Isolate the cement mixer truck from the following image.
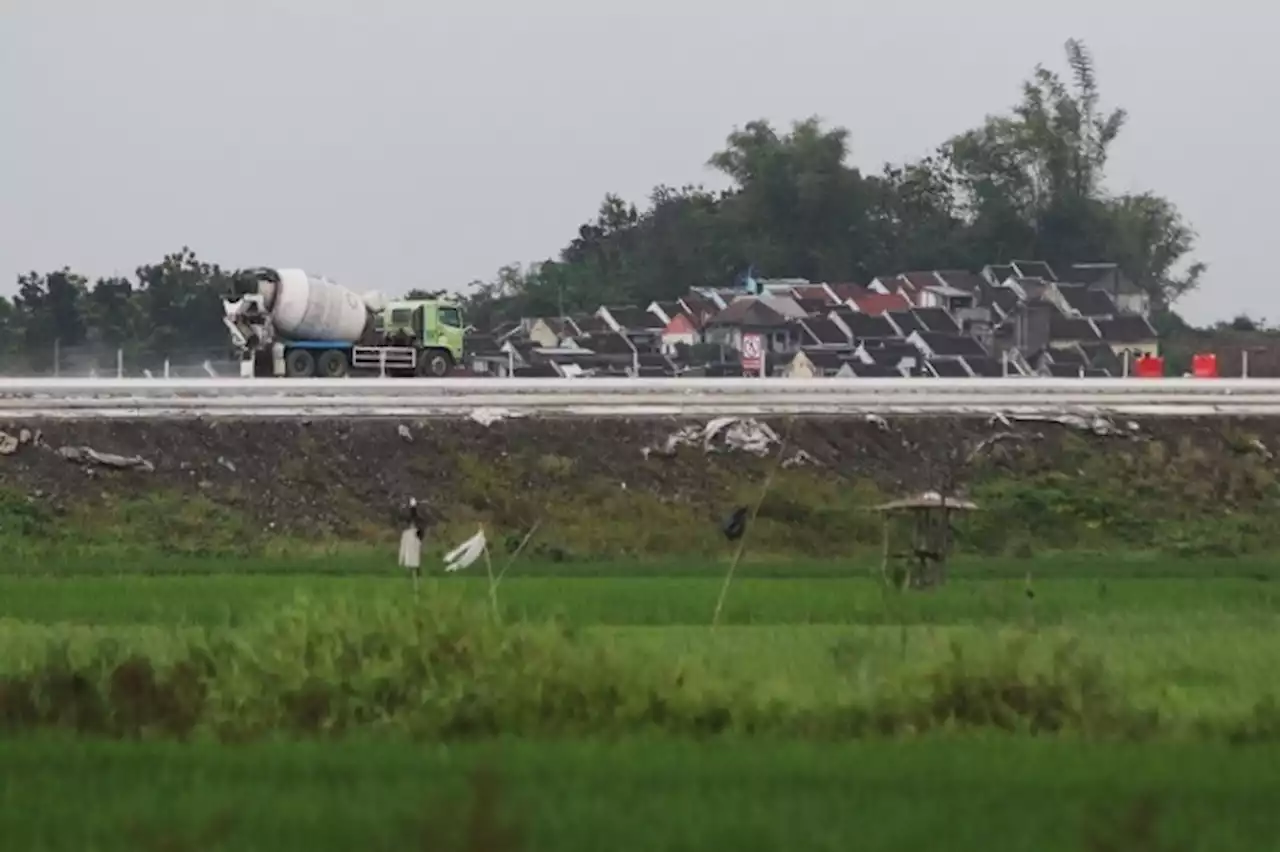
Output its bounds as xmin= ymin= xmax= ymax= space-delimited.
xmin=222 ymin=268 xmax=465 ymax=378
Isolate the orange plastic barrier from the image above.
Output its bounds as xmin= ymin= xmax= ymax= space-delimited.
xmin=1134 ymin=355 xmax=1165 ymax=378
xmin=1191 ymin=352 xmax=1219 ymax=378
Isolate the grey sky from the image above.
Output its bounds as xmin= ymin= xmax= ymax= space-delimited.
xmin=3 ymin=1 xmax=1268 ymax=324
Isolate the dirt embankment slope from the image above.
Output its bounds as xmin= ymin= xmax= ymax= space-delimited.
xmin=0 ymin=415 xmax=1277 ymax=556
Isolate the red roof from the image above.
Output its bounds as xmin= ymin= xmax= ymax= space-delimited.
xmin=792 ymin=285 xmax=837 ymax=304
xmin=852 ymin=293 xmax=910 ymax=316
xmin=664 ymin=312 xmax=699 ymax=334
xmin=829 ymin=283 xmax=869 ymax=301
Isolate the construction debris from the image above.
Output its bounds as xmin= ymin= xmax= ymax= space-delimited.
xmin=0 ymin=428 xmax=37 ymax=456
xmin=469 ymin=408 xmax=521 ymax=427
xmin=993 ymin=412 xmax=1136 ymax=437
xmin=874 ymin=490 xmax=980 ymax=512
xmin=782 ymin=450 xmax=817 ymax=468
xmin=646 ymin=417 xmax=781 ymax=458
xmin=57 ymin=445 xmax=155 ymax=472
xmin=967 ymin=431 xmax=1032 ymax=462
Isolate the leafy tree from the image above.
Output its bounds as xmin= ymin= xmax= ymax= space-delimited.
xmin=13 ymin=268 xmax=89 ymax=370
xmin=133 ymin=247 xmax=232 ymax=355
xmin=1103 ymin=193 xmax=1204 ymax=310
xmin=935 ymin=39 xmax=1200 ymax=304
xmin=464 ymin=38 xmax=1203 ymax=317
xmin=85 ymin=276 xmax=139 ymax=350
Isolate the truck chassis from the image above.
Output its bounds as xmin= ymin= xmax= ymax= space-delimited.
xmin=243 ymin=342 xmax=454 ymax=378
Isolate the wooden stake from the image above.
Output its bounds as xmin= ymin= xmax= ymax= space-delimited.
xmin=711 ymin=418 xmax=795 ymax=628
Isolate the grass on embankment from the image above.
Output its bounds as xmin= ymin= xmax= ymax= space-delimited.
xmin=4 ymin=736 xmax=1279 ymax=852
xmin=7 ymin=414 xmax=1280 ymax=563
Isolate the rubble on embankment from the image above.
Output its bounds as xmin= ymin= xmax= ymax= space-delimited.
xmin=0 ymin=414 xmax=1277 ymax=557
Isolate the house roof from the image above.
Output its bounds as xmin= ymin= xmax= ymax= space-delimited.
xmin=965 ymin=356 xmax=1006 ymax=377
xmin=1012 ymin=260 xmax=1057 ymax=281
xmin=761 ymin=294 xmax=808 ymax=319
xmin=1069 ymin=263 xmax=1128 ymax=289
xmin=900 ymin=271 xmax=938 ymax=294
xmin=982 ymin=285 xmax=1020 ymax=317
xmin=851 ymin=293 xmax=911 ymax=316
xmin=1047 ymin=345 xmax=1087 ymax=366
xmin=637 ymin=352 xmax=675 ymax=369
xmin=1079 ymin=341 xmax=1121 ymax=370
xmin=504 ymin=340 xmax=537 ymax=363
xmin=838 ymin=309 xmax=899 ymax=339
xmin=928 ymin=358 xmax=971 ymax=377
xmin=934 ymin=270 xmax=986 ymax=293
xmin=792 ymin=285 xmax=836 ymax=304
xmin=1057 ymin=284 xmax=1118 ymax=318
xmin=465 ymin=333 xmax=501 ymax=355
xmin=1047 ymin=363 xmax=1086 ymax=377
xmin=581 ymin=332 xmax=635 ymax=355
xmin=680 ymin=294 xmax=719 ymax=321
xmin=912 ymin=308 xmax=960 ymax=334
xmin=513 ymin=363 xmax=559 ymax=377
xmin=847 ymin=362 xmax=903 ymax=377
xmin=538 ymin=317 xmax=580 ymax=337
xmin=1050 ymin=313 xmax=1100 ymax=341
xmin=829 ymin=282 xmax=868 ymax=301
xmin=605 ymin=306 xmax=665 ymax=331
xmin=1095 ymin=316 xmax=1158 ymax=343
xmin=570 ymin=314 xmax=611 ymax=335
xmin=1014 ymin=277 xmax=1053 ymax=299
xmin=917 ymin=332 xmax=988 ymax=358
xmin=491 ymin=320 xmax=521 ymax=339
xmin=706 ymin=297 xmax=789 ymax=328
xmin=984 ymin=264 xmax=1016 ymax=284
xmin=801 ymin=348 xmax=852 ymax=371
xmin=800 ymin=317 xmax=850 ymax=346
xmin=636 ymin=364 xmax=678 ymax=377
xmin=885 ymin=310 xmax=924 ymax=335
xmin=795 ymin=296 xmax=833 ymax=316
xmin=663 ymin=312 xmax=699 ymax=334
xmin=652 ymin=301 xmax=684 ymax=321
xmin=871 ymin=274 xmax=906 ymax=291
xmin=863 ymin=341 xmax=921 ymax=366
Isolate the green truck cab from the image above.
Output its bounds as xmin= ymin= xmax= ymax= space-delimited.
xmin=364 ymin=299 xmax=466 ymax=377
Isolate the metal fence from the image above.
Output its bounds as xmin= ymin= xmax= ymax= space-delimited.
xmin=0 ymin=344 xmax=239 ymax=379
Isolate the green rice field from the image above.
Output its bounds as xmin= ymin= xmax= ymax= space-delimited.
xmin=3 ymin=553 xmax=1280 ymax=850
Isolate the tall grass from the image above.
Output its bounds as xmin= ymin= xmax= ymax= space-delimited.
xmin=1 ymin=592 xmax=1277 ymax=742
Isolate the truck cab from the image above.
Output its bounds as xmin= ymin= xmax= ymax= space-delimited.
xmin=374 ymin=300 xmax=465 ymax=365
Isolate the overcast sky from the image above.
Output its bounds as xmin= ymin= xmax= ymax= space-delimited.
xmin=2 ymin=1 xmax=1268 ymax=324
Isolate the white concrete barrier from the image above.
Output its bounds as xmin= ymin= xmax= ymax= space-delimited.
xmin=0 ymin=376 xmax=1275 ymax=418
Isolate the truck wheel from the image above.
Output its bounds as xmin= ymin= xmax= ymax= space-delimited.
xmin=285 ymin=349 xmax=316 ymax=377
xmin=418 ymin=351 xmax=452 ymax=377
xmin=317 ymin=349 xmax=348 ymax=378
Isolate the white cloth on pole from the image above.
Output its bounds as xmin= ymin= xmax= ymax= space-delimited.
xmin=443 ymin=528 xmax=487 ymax=572
xmin=398 ymin=527 xmax=421 ymax=569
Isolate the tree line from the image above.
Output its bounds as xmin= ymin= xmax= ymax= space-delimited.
xmin=0 ymin=249 xmax=237 ymax=372
xmin=2 ymin=39 xmax=1210 ymax=372
xmin=462 ymin=39 xmax=1205 ymax=330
